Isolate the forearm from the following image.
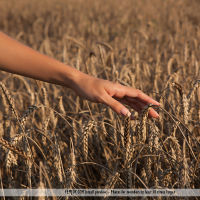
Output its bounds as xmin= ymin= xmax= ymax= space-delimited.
xmin=0 ymin=32 xmax=83 ymax=89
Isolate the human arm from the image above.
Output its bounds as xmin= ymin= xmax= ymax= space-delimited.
xmin=0 ymin=32 xmax=160 ymax=118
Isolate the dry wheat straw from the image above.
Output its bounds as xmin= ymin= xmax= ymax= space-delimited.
xmin=171 ymin=121 xmax=180 ymax=137
xmin=187 ymin=80 xmax=200 ymax=100
xmin=104 ymin=172 xmax=120 ymax=199
xmin=82 ymin=120 xmax=95 ymax=160
xmin=50 ymin=109 xmax=58 ymax=131
xmin=72 ymin=119 xmax=78 ymax=147
xmin=0 ymin=82 xmax=20 ymax=123
xmin=0 ymin=137 xmax=29 ymax=160
xmin=105 ymin=171 xmax=119 ymax=189
xmin=180 ymin=139 xmax=190 ymax=188
xmin=66 ymin=138 xmax=76 ymax=188
xmin=164 ymin=136 xmax=181 ymax=163
xmin=12 ymin=75 xmax=35 ymax=105
xmin=58 ymin=96 xmax=66 ymax=115
xmin=42 ymin=118 xmax=50 ymax=135
xmin=41 ymin=87 xmax=49 ymax=107
xmin=52 ymin=133 xmax=65 ymax=183
xmin=171 ymin=82 xmax=189 ymax=124
xmin=0 ymin=169 xmax=5 ymax=200
xmin=141 ymin=168 xmax=148 ymax=185
xmin=188 ymin=80 xmax=200 ymax=114
xmin=100 ymin=121 xmax=108 ymax=136
xmin=127 ymin=166 xmax=132 ymax=189
xmin=1 ymin=0 xmax=200 ymax=193
xmin=139 ymin=104 xmax=155 ymax=143
xmin=20 ymin=105 xmax=38 ymax=129
xmin=124 ymin=116 xmax=130 ymax=149
xmin=76 ymin=48 xmax=81 ymax=70
xmin=38 ymin=162 xmax=45 ymax=200
xmin=124 ymin=116 xmax=132 ymax=190
xmin=5 ymin=133 xmax=33 ymax=173
xmin=1 ymin=88 xmax=9 ymax=115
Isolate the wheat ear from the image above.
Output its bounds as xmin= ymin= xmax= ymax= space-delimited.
xmin=58 ymin=96 xmax=66 ymax=115
xmin=187 ymin=80 xmax=200 ymax=100
xmin=20 ymin=105 xmax=38 ymax=129
xmin=105 ymin=171 xmax=120 ymax=189
xmin=139 ymin=104 xmax=156 ymax=143
xmin=124 ymin=116 xmax=130 ymax=149
xmin=0 ymin=82 xmax=20 ymax=123
xmin=171 ymin=82 xmax=189 ymax=124
xmin=66 ymin=138 xmax=76 ymax=188
xmin=82 ymin=120 xmax=95 ymax=160
xmin=123 ymin=116 xmax=133 ymax=190
xmin=0 ymin=137 xmax=30 ymax=160
xmin=180 ymin=139 xmax=190 ymax=188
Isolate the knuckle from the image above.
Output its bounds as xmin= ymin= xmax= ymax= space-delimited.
xmin=96 ymin=93 xmax=106 ymax=103
xmin=136 ymin=89 xmax=141 ymax=97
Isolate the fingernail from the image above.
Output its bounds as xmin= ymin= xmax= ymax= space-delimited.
xmin=120 ymin=108 xmax=131 ymax=117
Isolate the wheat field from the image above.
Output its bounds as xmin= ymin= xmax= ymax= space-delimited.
xmin=0 ymin=0 xmax=200 ymax=199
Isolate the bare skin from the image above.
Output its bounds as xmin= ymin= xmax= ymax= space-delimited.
xmin=0 ymin=32 xmax=160 ymax=118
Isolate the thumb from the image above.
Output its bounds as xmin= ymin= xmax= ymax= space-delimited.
xmin=104 ymin=95 xmax=131 ymax=117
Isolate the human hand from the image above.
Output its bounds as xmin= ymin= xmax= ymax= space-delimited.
xmin=73 ymin=74 xmax=160 ymax=118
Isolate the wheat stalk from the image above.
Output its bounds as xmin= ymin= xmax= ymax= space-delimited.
xmin=171 ymin=82 xmax=189 ymax=124
xmin=66 ymin=138 xmax=76 ymax=188
xmin=139 ymin=104 xmax=157 ymax=143
xmin=20 ymin=105 xmax=38 ymax=129
xmin=180 ymin=139 xmax=190 ymax=188
xmin=82 ymin=120 xmax=95 ymax=160
xmin=0 ymin=82 xmax=20 ymax=123
xmin=12 ymin=74 xmax=35 ymax=105
xmin=38 ymin=162 xmax=45 ymax=200
xmin=187 ymin=80 xmax=200 ymax=100
xmin=58 ymin=96 xmax=66 ymax=115
xmin=41 ymin=87 xmax=49 ymax=107
xmin=0 ymin=137 xmax=30 ymax=160
xmin=72 ymin=119 xmax=78 ymax=147
xmin=124 ymin=116 xmax=130 ymax=149
xmin=164 ymin=136 xmax=182 ymax=163
xmin=123 ymin=116 xmax=133 ymax=191
xmin=52 ymin=134 xmax=65 ymax=183
xmin=105 ymin=171 xmax=120 ymax=189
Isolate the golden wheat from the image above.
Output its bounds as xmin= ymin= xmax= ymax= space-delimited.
xmin=0 ymin=0 xmax=200 ymax=198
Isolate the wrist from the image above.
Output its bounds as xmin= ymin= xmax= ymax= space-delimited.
xmin=59 ymin=64 xmax=87 ymax=90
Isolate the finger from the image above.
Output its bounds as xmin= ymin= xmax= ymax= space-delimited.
xmin=148 ymin=108 xmax=159 ymax=118
xmin=125 ymin=88 xmax=160 ymax=106
xmin=116 ymin=97 xmax=159 ymax=118
xmin=124 ymin=98 xmax=159 ymax=118
xmin=104 ymin=94 xmax=131 ymax=117
xmin=116 ymin=98 xmax=142 ymax=112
